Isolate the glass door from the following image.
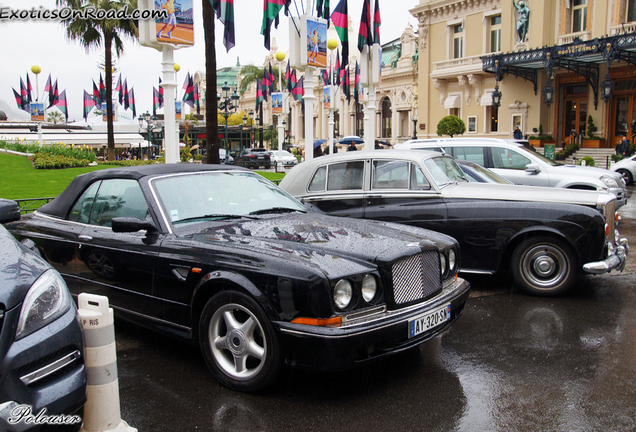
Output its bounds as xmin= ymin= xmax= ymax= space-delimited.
xmin=563 ymin=98 xmax=587 ymax=143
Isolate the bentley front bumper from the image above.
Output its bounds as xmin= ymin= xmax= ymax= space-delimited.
xmin=583 ymin=238 xmax=629 ymax=274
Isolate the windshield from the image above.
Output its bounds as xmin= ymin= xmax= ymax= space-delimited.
xmin=151 ymin=171 xmax=306 ymax=226
xmin=423 ymin=156 xmax=469 ymax=187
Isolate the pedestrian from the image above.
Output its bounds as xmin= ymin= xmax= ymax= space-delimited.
xmin=620 ymin=136 xmax=630 ymax=157
xmin=347 ymin=142 xmax=358 ymax=151
xmin=514 ymin=126 xmax=523 ymax=140
xmin=314 ymin=145 xmax=323 ymax=158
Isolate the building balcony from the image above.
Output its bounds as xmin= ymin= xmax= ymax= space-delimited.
xmin=431 ymin=54 xmax=486 ymax=79
xmin=557 ymin=30 xmax=591 ymax=46
xmin=610 ymin=22 xmax=636 ymax=35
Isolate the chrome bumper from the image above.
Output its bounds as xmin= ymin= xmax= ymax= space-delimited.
xmin=583 ymin=238 xmax=629 ymax=274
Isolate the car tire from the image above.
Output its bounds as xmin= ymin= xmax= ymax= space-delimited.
xmin=617 ymin=169 xmax=633 ymax=185
xmin=84 ymin=250 xmax=119 ymax=280
xmin=511 ymin=236 xmax=578 ymax=296
xmin=199 ymin=290 xmax=281 ymax=392
xmin=264 ymin=164 xmax=271 ymax=169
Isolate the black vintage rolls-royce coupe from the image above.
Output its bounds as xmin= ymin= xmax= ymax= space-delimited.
xmin=5 ymin=164 xmax=470 ymax=392
xmin=280 ymin=150 xmax=629 ymax=297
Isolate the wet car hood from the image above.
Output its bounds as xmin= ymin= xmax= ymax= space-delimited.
xmin=0 ymin=226 xmax=49 ymax=310
xmin=442 ymin=182 xmax=608 ymax=206
xmin=552 ymin=163 xmax=623 ymax=180
xmin=180 ymin=212 xmax=454 ymax=270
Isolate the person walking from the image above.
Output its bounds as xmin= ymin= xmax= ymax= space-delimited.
xmin=514 ymin=126 xmax=523 ymax=140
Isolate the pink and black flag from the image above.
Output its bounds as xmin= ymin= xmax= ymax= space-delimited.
xmin=12 ymin=87 xmax=28 ymax=112
xmin=256 ymin=78 xmax=267 ymax=110
xmin=128 ymin=87 xmax=136 ymax=118
xmin=357 ymin=0 xmax=372 ymax=53
xmin=25 ymin=74 xmax=33 ymax=103
xmin=123 ymin=79 xmax=129 ymax=110
xmin=285 ymin=62 xmax=292 ymax=92
xmin=44 ymin=74 xmax=53 ymax=106
xmin=183 ymin=74 xmax=195 ymax=108
xmin=335 ymin=50 xmax=341 ymax=86
xmin=83 ymin=90 xmax=97 ymax=120
xmin=354 ymin=61 xmax=360 ymax=105
xmin=158 ymin=77 xmax=164 ymax=108
xmin=261 ymin=0 xmax=288 ymax=50
xmin=116 ymin=74 xmax=123 ymax=105
xmin=373 ymin=0 xmax=381 ymax=44
xmin=20 ymin=78 xmax=29 ymax=107
xmin=52 ymin=90 xmax=68 ymax=121
xmin=331 ymin=0 xmax=349 ymax=68
xmin=292 ymin=75 xmax=304 ymax=107
xmin=316 ymin=0 xmax=330 ymax=22
xmin=262 ymin=66 xmax=273 ymax=97
xmin=49 ymin=80 xmax=59 ymax=109
xmin=211 ymin=0 xmax=236 ymax=52
xmin=99 ymin=74 xmax=106 ymax=105
xmin=344 ymin=64 xmax=351 ymax=103
xmin=194 ymin=83 xmax=200 ymax=115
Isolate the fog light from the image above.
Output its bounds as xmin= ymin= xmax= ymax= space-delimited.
xmin=334 ymin=279 xmax=352 ymax=309
xmin=361 ymin=274 xmax=377 ymax=302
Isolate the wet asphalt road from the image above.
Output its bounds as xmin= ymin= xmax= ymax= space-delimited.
xmin=114 ymin=186 xmax=636 ymax=432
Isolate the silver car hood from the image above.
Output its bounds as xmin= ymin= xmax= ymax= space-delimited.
xmin=443 ymin=182 xmax=605 ymax=206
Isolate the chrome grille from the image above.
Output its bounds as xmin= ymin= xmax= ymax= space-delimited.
xmin=392 ymin=251 xmax=441 ymax=305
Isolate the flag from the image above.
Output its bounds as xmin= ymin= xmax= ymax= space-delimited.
xmin=268 ymin=63 xmax=276 ymax=93
xmin=128 ymin=87 xmax=136 ymax=118
xmin=331 ymin=0 xmax=349 ymax=67
xmin=335 ymin=50 xmax=341 ymax=86
xmin=194 ymin=83 xmax=200 ymax=115
xmin=373 ymin=0 xmax=381 ymax=44
xmin=292 ymin=76 xmax=304 ymax=106
xmin=321 ymin=69 xmax=330 ymax=85
xmin=123 ymin=79 xmax=129 ymax=110
xmin=285 ymin=62 xmax=292 ymax=92
xmin=116 ymin=74 xmax=123 ymax=104
xmin=262 ymin=66 xmax=272 ymax=96
xmin=261 ymin=0 xmax=287 ymax=50
xmin=26 ymin=74 xmax=33 ymax=103
xmin=158 ymin=77 xmax=164 ymax=108
xmin=152 ymin=87 xmax=160 ymax=116
xmin=44 ymin=74 xmax=53 ymax=107
xmin=52 ymin=90 xmax=68 ymax=121
xmin=99 ymin=73 xmax=106 ymax=104
xmin=357 ymin=0 xmax=372 ymax=53
xmin=354 ymin=61 xmax=360 ymax=104
xmin=83 ymin=90 xmax=97 ymax=120
xmin=92 ymin=80 xmax=100 ymax=104
xmin=48 ymin=80 xmax=59 ymax=109
xmin=12 ymin=88 xmax=28 ymax=112
xmin=20 ymin=78 xmax=29 ymax=107
xmin=256 ymin=78 xmax=266 ymax=109
xmin=183 ymin=74 xmax=195 ymax=108
xmin=211 ymin=0 xmax=236 ymax=52
xmin=317 ymin=0 xmax=330 ymax=21
xmin=344 ymin=64 xmax=351 ymax=102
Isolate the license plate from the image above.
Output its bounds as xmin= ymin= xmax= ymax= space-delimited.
xmin=408 ymin=303 xmax=451 ymax=338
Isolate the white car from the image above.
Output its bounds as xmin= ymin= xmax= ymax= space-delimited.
xmin=611 ymin=155 xmax=636 ymax=185
xmin=268 ymin=150 xmax=298 ymax=167
xmin=395 ymin=137 xmax=627 ymax=208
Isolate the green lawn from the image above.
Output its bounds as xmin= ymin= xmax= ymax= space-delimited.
xmin=0 ymin=152 xmax=286 ymax=201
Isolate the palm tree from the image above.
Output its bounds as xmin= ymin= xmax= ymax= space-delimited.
xmin=202 ymin=0 xmax=220 ymax=164
xmin=56 ymin=0 xmax=138 ymax=161
xmin=46 ymin=111 xmax=65 ymax=124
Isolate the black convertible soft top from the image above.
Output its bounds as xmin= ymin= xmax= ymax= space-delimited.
xmin=39 ymin=163 xmax=248 ymax=219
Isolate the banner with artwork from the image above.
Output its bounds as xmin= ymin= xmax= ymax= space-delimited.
xmin=30 ymin=103 xmax=44 ymax=122
xmin=271 ymin=92 xmax=283 ymax=114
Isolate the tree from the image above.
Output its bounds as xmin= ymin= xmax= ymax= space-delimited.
xmin=56 ymin=0 xmax=138 ymax=161
xmin=437 ymin=115 xmax=466 ymax=138
xmin=183 ymin=113 xmax=199 ymax=146
xmin=46 ymin=111 xmax=65 ymax=124
xmin=202 ymin=0 xmax=220 ymax=164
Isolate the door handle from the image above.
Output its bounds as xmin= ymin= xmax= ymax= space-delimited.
xmin=78 ymin=235 xmax=93 ymax=241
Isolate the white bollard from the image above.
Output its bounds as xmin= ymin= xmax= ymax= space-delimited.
xmin=78 ymin=294 xmax=136 ymax=432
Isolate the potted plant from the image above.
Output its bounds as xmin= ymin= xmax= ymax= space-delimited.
xmin=582 ymin=115 xmax=606 ymax=148
xmin=528 ymin=125 xmax=555 ymax=147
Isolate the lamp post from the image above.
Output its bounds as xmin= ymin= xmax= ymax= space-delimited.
xmin=217 ymin=81 xmax=239 ymax=163
xmin=138 ymin=111 xmax=155 ymax=161
xmin=411 ymin=111 xmax=418 ymax=140
xmin=248 ymin=109 xmax=255 ymax=147
xmin=275 ymin=50 xmax=286 ymax=170
xmin=31 ymin=65 xmax=42 ymax=144
xmin=327 ymin=38 xmax=339 ymax=156
xmin=240 ymin=114 xmax=247 ymax=152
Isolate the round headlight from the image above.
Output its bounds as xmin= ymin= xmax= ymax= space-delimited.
xmin=334 ymin=279 xmax=353 ymax=309
xmin=440 ymin=253 xmax=447 ymax=276
xmin=448 ymin=249 xmax=457 ymax=272
xmin=361 ymin=274 xmax=377 ymax=302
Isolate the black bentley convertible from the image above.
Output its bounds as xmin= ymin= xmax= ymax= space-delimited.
xmin=5 ymin=164 xmax=470 ymax=392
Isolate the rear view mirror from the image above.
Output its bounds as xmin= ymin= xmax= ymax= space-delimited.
xmin=0 ymin=199 xmax=20 ymax=224
xmin=112 ymin=217 xmax=157 ymax=233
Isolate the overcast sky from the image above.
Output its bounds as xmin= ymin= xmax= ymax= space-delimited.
xmin=0 ymin=0 xmax=418 ymax=122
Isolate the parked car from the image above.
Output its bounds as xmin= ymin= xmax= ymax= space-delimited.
xmin=394 ymin=138 xmax=627 ymax=208
xmin=455 ymin=159 xmax=513 ymax=184
xmin=279 ymin=150 xmax=629 ymax=296
xmin=219 ymin=148 xmax=234 ymax=164
xmin=0 ymin=199 xmax=86 ymax=430
xmin=5 ymin=165 xmax=470 ymax=392
xmin=235 ymin=148 xmax=271 ymax=169
xmin=610 ymin=154 xmax=636 ymax=185
xmin=268 ymin=150 xmax=298 ymax=167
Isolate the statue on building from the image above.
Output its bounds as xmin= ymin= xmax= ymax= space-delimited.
xmin=391 ymin=43 xmax=402 ymax=70
xmin=512 ymin=0 xmax=530 ymax=43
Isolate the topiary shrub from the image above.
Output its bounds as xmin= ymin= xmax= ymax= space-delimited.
xmin=436 ymin=115 xmax=466 ymax=138
xmin=578 ymin=156 xmax=595 ymax=167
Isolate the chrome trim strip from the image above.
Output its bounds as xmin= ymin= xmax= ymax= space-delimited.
xmin=20 ymin=350 xmax=82 ymax=386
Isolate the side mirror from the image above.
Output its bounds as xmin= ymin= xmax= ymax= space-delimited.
xmin=111 ymin=217 xmax=157 ymax=233
xmin=525 ymin=164 xmax=541 ymax=174
xmin=0 ymin=199 xmax=21 ymax=224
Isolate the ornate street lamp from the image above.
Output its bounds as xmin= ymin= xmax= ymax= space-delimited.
xmin=411 ymin=112 xmax=418 ymax=140
xmin=138 ymin=111 xmax=155 ymax=160
xmin=491 ymin=85 xmax=502 ymax=109
xmin=601 ymin=74 xmax=613 ymax=104
xmin=218 ymin=81 xmax=239 ymax=163
xmin=542 ymin=83 xmax=554 ymax=107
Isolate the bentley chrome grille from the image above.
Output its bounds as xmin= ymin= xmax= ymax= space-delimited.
xmin=392 ymin=252 xmax=441 ymax=305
